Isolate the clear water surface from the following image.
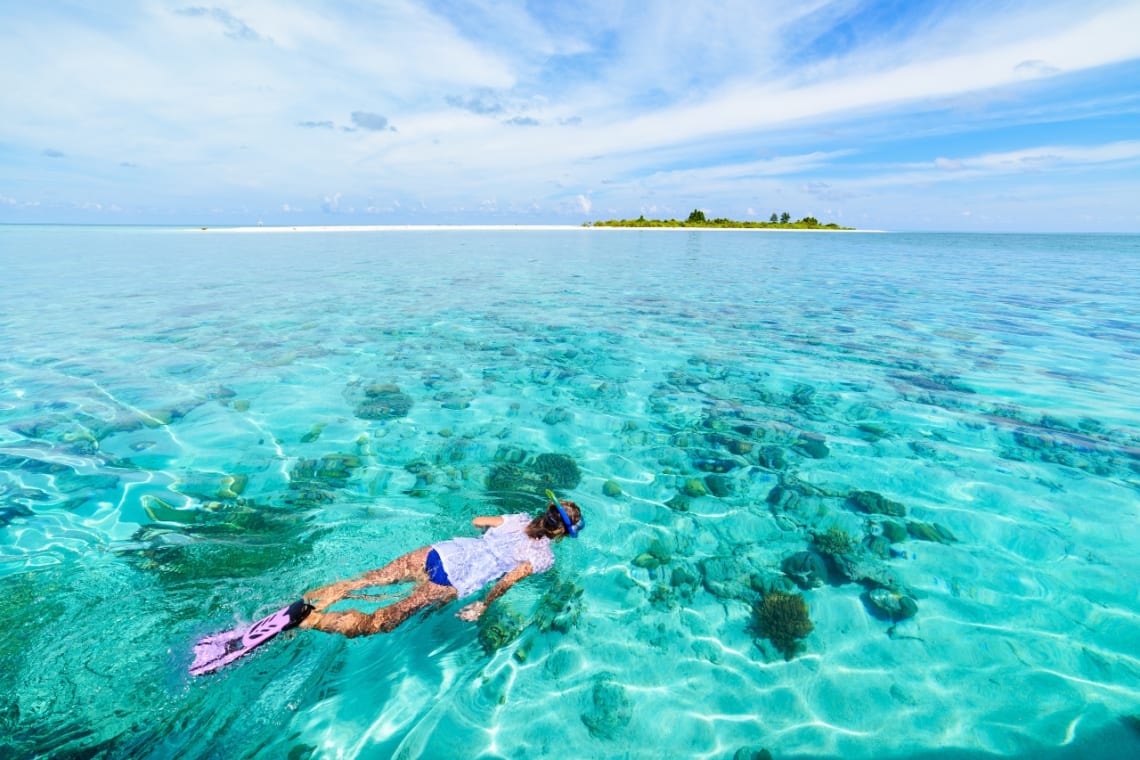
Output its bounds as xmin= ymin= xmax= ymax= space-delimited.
xmin=1 ymin=226 xmax=1138 ymax=759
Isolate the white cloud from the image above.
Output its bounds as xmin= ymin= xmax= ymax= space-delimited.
xmin=557 ymin=3 xmax=1140 ymax=164
xmin=1 ymin=1 xmax=1139 ymax=228
xmin=868 ymin=140 xmax=1140 ymax=187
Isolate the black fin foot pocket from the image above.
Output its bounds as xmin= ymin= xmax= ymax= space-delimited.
xmin=286 ymin=599 xmax=314 ymax=629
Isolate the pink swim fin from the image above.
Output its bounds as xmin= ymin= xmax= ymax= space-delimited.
xmin=190 ymin=599 xmax=311 ymax=676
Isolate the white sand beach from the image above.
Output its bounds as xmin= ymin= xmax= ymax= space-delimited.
xmin=194 ymin=224 xmax=883 ymax=233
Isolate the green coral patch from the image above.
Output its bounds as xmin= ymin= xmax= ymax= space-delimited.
xmin=755 ymin=590 xmax=814 ymax=660
xmin=352 ymin=383 xmax=413 ymax=420
xmin=477 ymin=604 xmax=526 ymax=654
xmin=848 ymin=490 xmax=907 ymax=517
xmin=812 ymin=526 xmax=856 ymax=556
xmin=906 ymin=520 xmax=957 ymax=543
xmin=486 ymin=452 xmax=582 ymax=503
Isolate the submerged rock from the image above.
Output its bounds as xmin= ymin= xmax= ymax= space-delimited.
xmin=681 ymin=478 xmax=708 ymax=498
xmin=493 ymin=445 xmax=528 ymax=464
xmin=351 ymin=383 xmax=413 ymax=420
xmin=704 ymin=474 xmax=733 ymax=498
xmin=289 ymin=454 xmax=361 ymax=489
xmin=0 ymin=503 xmax=35 ymax=526
xmin=436 ymin=391 xmax=473 ymax=410
xmin=534 ymin=579 xmax=583 ymax=634
xmin=865 ymin=588 xmax=919 ymax=621
xmin=648 ymin=583 xmax=679 ymax=610
xmin=284 ymin=453 xmax=362 ymax=506
xmin=477 ymin=604 xmax=525 ymax=654
xmin=700 ymin=555 xmax=752 ymax=600
xmin=645 ymin=536 xmax=674 ymax=565
xmin=906 ymin=520 xmax=957 ymax=543
xmin=766 ymin=485 xmax=799 ymax=511
xmin=544 ymin=647 xmax=581 ymax=680
xmin=789 ymin=383 xmax=816 ymax=409
xmin=781 ymin=551 xmax=828 ymax=589
xmin=831 ymin=551 xmax=903 ymax=590
xmin=300 ymin=423 xmax=326 ymax=443
xmin=581 ymin=672 xmax=633 ymax=739
xmin=795 ymin=434 xmax=830 ymax=459
xmin=756 ymin=446 xmax=788 ymax=470
xmin=863 ymin=534 xmax=892 ymax=559
xmin=632 ymin=553 xmax=661 ymax=570
xmin=881 ymin=520 xmax=908 ymax=543
xmin=848 ymin=490 xmax=906 ymax=517
xmin=725 ymin=438 xmax=754 ymax=456
xmin=542 ymin=407 xmax=572 ymax=425
xmin=890 ymin=373 xmax=975 ymax=394
xmin=670 ymin=562 xmax=701 ymax=591
xmin=602 ymin=480 xmax=623 ymax=497
xmin=733 ymin=749 xmax=773 ymax=760
xmin=856 ymin=423 xmax=891 ymax=441
xmin=435 ymin=437 xmax=476 ymax=465
xmin=173 ymin=472 xmax=250 ymax=502
xmin=691 ymin=456 xmax=738 ymax=474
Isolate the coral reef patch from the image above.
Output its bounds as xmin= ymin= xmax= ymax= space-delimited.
xmin=754 ymin=590 xmax=814 ymax=660
xmin=847 ymin=490 xmax=907 ymax=517
xmin=486 ymin=452 xmax=582 ymax=502
xmin=348 ymin=382 xmax=413 ymax=420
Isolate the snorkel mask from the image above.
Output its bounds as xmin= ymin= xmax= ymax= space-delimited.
xmin=546 ymin=489 xmax=583 ymax=538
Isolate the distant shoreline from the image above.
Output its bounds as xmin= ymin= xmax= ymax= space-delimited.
xmin=193 ymin=224 xmax=884 ymax=233
xmin=195 ymin=224 xmax=583 ymax=232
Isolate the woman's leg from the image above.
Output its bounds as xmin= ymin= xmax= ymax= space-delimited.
xmin=300 ymin=581 xmax=458 ymax=637
xmin=305 ymin=547 xmax=433 ymax=611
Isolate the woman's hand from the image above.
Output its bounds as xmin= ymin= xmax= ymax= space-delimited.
xmin=457 ymin=601 xmax=486 ymax=622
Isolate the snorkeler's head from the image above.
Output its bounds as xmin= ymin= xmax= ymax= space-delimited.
xmin=541 ymin=490 xmax=584 ymax=539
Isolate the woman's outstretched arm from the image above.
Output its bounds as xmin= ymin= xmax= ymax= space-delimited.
xmin=457 ymin=561 xmax=533 ymax=621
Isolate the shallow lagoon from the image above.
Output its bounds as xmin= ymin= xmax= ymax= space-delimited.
xmin=1 ymin=226 xmax=1138 ymax=759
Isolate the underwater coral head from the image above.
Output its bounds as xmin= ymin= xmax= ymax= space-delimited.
xmin=755 ymin=590 xmax=814 ymax=661
xmin=812 ymin=526 xmax=855 ymax=556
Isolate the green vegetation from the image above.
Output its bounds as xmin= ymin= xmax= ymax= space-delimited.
xmin=586 ymin=209 xmax=851 ymax=230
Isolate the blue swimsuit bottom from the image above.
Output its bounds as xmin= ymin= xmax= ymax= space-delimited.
xmin=425 ymin=548 xmax=451 ymax=587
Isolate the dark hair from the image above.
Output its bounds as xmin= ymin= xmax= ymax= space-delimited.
xmin=527 ymin=500 xmax=582 ymax=539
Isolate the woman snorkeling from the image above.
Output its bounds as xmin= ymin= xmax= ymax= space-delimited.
xmin=296 ymin=492 xmax=584 ymax=637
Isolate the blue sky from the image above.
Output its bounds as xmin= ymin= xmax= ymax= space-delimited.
xmin=2 ymin=1 xmax=1139 ymax=230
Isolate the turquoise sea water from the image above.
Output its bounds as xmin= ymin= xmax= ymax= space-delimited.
xmin=1 ymin=225 xmax=1138 ymax=759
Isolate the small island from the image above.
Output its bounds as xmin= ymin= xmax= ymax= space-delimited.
xmin=586 ymin=209 xmax=852 ymax=230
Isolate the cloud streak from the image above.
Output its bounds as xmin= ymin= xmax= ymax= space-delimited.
xmin=176 ymin=6 xmax=261 ymax=40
